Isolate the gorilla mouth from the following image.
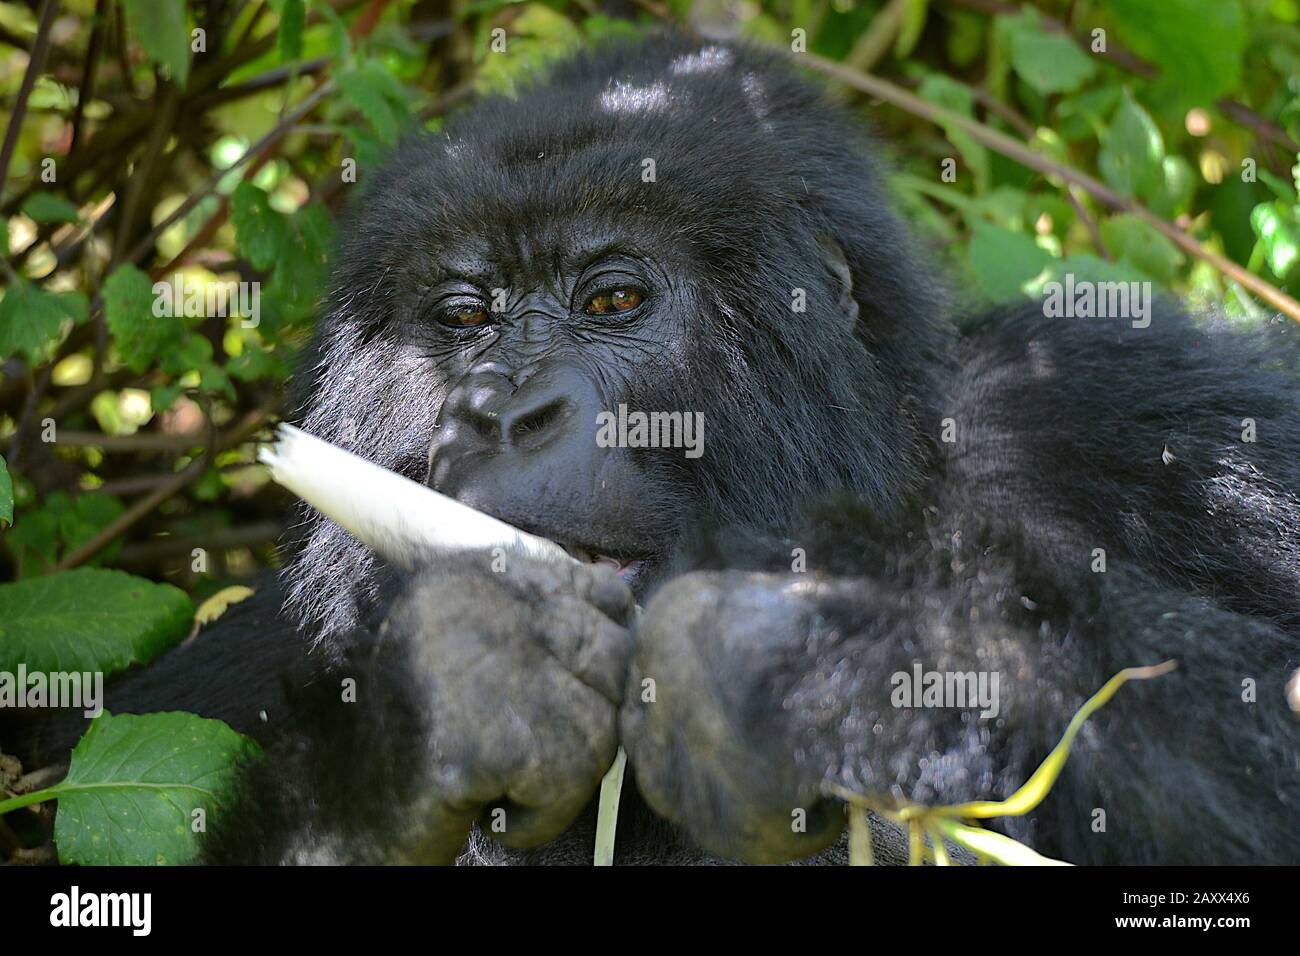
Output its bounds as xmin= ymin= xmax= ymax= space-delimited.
xmin=559 ymin=542 xmax=648 ymax=585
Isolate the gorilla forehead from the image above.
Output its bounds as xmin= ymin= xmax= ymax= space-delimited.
xmin=342 ymin=35 xmax=875 ymax=288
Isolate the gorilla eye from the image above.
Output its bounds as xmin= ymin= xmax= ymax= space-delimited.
xmin=439 ymin=305 xmax=490 ymax=328
xmin=585 ymin=288 xmax=643 ymax=315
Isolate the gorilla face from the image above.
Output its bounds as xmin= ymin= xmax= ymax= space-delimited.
xmin=417 ymin=225 xmax=700 ymax=591
xmin=286 ymin=37 xmax=947 ymax=641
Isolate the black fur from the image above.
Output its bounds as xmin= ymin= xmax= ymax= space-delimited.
xmin=19 ymin=33 xmax=1300 ymax=865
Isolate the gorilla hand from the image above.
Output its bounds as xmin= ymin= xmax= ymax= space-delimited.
xmin=620 ymin=571 xmax=858 ymax=864
xmin=385 ymin=552 xmax=636 ymax=858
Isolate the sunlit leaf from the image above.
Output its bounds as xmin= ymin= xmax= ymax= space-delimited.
xmin=1098 ymin=90 xmax=1165 ymax=200
xmin=1250 ymin=200 xmax=1300 ymax=277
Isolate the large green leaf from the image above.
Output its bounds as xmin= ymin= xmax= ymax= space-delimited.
xmin=0 ymin=568 xmax=193 ymax=674
xmin=918 ymin=74 xmax=989 ymax=192
xmin=51 ymin=712 xmax=258 ymax=865
xmin=337 ymin=62 xmax=411 ymax=144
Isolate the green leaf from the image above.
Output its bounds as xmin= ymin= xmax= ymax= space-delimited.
xmin=1148 ymin=155 xmax=1196 ymax=220
xmin=337 ymin=62 xmax=411 ymax=144
xmin=1035 ymin=253 xmax=1149 ymax=292
xmin=1055 ymin=84 xmax=1122 ymax=142
xmin=1098 ymin=90 xmax=1164 ymax=200
xmin=966 ymin=221 xmax=1054 ymax=300
xmin=150 ymin=382 xmax=184 ymax=413
xmin=230 ymin=182 xmax=290 ymax=271
xmin=1103 ymin=0 xmax=1245 ymax=112
xmin=917 ymin=74 xmax=989 ymax=192
xmin=1100 ymin=214 xmax=1185 ymax=283
xmin=20 ymin=193 xmax=81 ymax=224
xmin=104 ymin=263 xmax=183 ymax=372
xmin=0 ymin=279 xmax=88 ymax=364
xmin=5 ymin=508 xmax=59 ymax=573
xmin=0 ymin=454 xmax=11 ymax=526
xmin=57 ymin=492 xmax=127 ymax=557
xmin=50 ymin=712 xmax=258 ymax=865
xmin=312 ymin=0 xmax=352 ymax=59
xmin=0 ymin=568 xmax=193 ymax=675
xmin=894 ymin=0 xmax=929 ymax=60
xmin=1003 ymin=11 xmax=1097 ymax=95
xmin=279 ymin=0 xmax=305 ymax=61
xmin=120 ymin=0 xmax=191 ymax=86
xmin=1250 ymin=201 xmax=1300 ymax=277
xmin=473 ymin=6 xmax=583 ymax=97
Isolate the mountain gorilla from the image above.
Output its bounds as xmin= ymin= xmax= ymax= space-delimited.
xmin=18 ymin=33 xmax=1300 ymax=864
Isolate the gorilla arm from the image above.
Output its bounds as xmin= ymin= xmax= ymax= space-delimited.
xmin=619 ymin=530 xmax=1300 ymax=866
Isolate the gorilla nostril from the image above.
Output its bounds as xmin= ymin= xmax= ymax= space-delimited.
xmin=508 ymin=398 xmax=567 ymax=444
xmin=470 ymin=413 xmax=499 ymax=442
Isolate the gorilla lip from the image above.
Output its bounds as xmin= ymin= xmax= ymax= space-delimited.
xmin=560 ymin=543 xmax=646 ymax=582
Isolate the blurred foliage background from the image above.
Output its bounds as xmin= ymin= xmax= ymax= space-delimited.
xmin=1 ymin=0 xmax=1298 ymax=598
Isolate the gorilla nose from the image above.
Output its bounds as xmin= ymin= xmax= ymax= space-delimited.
xmin=432 ymin=364 xmax=584 ymax=457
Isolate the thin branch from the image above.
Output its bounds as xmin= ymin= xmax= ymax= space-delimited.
xmin=0 ymin=0 xmax=60 ymax=194
xmin=69 ymin=0 xmax=106 ymax=153
xmin=53 ymin=429 xmax=210 ymax=452
xmin=53 ymin=405 xmax=276 ymax=571
xmin=116 ymin=521 xmax=282 ymax=564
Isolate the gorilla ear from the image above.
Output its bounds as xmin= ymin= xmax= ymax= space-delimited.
xmin=817 ymin=234 xmax=860 ymax=330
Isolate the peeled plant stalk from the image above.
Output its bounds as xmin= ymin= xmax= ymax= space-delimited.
xmin=258 ymin=423 xmax=572 ymax=569
xmin=259 ymin=423 xmax=626 ymax=864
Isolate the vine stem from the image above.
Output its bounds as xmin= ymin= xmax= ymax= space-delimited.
xmin=0 ymin=789 xmax=54 ymax=817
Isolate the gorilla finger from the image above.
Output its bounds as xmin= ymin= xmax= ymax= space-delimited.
xmin=536 ymin=598 xmax=634 ymax=702
xmin=479 ymin=787 xmax=595 ymax=850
